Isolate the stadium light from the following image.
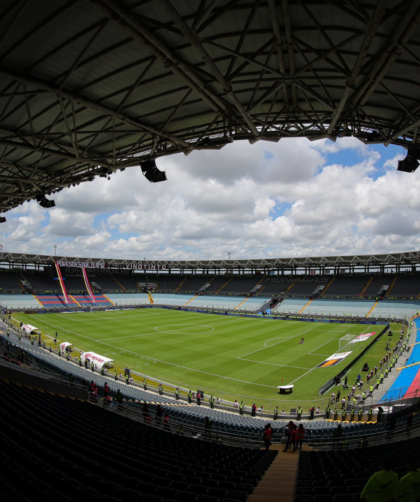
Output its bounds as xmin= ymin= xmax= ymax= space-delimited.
xmin=0 ymin=217 xmax=6 ymax=223
xmin=36 ymin=194 xmax=56 ymax=208
xmin=397 ymin=148 xmax=420 ymax=173
xmin=140 ymin=159 xmax=167 ymax=183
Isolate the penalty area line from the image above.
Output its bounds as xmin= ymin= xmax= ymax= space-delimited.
xmin=237 ymin=327 xmax=315 ymax=359
xmin=237 ymin=358 xmax=311 ymax=370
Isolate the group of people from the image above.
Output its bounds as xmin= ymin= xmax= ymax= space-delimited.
xmin=282 ymin=420 xmax=306 ymax=452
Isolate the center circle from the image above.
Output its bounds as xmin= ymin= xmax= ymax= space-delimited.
xmin=155 ymin=324 xmax=214 ymax=335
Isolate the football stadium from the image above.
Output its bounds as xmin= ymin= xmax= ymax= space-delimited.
xmin=1 ymin=2 xmax=420 ymax=502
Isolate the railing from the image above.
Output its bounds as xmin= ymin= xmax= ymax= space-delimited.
xmin=308 ymin=420 xmax=420 ymax=451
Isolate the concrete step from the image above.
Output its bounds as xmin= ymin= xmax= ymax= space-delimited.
xmin=248 ymin=445 xmax=312 ymax=502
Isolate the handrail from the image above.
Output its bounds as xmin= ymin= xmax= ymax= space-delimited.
xmin=308 ymin=420 xmax=420 ymax=450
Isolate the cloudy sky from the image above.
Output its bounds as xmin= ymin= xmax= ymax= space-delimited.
xmin=1 ymin=137 xmax=417 ymax=260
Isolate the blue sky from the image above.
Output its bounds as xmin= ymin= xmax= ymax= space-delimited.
xmin=1 ymin=137 xmax=419 ymax=260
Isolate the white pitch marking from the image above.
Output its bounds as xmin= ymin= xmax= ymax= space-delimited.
xmin=308 ymin=338 xmax=340 ymax=356
xmin=286 ymin=325 xmax=378 ymax=386
xmin=27 ymin=314 xmax=277 ymax=388
xmin=237 ymin=327 xmax=314 ymax=359
xmin=240 ymin=358 xmax=311 ymax=370
xmin=155 ymin=324 xmax=215 ymax=335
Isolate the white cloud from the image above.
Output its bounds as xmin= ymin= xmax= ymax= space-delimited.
xmin=1 ymin=138 xmax=420 ymax=260
xmin=44 ymin=209 xmax=95 ymax=237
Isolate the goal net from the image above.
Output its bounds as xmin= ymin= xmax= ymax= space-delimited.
xmin=338 ymin=334 xmax=357 ymax=351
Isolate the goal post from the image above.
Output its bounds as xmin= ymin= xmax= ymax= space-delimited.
xmin=338 ymin=334 xmax=357 ymax=351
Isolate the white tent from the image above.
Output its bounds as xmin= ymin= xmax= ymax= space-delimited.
xmin=59 ymin=342 xmax=72 ymax=354
xmin=22 ymin=324 xmax=39 ymax=335
xmin=80 ymin=351 xmax=114 ymax=371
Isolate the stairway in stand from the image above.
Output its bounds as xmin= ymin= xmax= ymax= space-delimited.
xmin=248 ymin=444 xmax=311 ymax=502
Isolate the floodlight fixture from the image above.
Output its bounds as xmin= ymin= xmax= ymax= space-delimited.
xmin=36 ymin=194 xmax=56 ymax=208
xmin=140 ymin=159 xmax=167 ymax=183
xmin=0 ymin=217 xmax=6 ymax=223
xmin=397 ymin=148 xmax=420 ymax=173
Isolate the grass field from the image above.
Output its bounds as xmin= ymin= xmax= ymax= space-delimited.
xmin=14 ymin=308 xmax=400 ymax=406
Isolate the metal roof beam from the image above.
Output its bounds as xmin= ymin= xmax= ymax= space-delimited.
xmin=157 ymin=0 xmax=259 ymax=136
xmin=0 ymin=0 xmax=31 ymax=53
xmin=299 ymin=0 xmax=350 ymax=75
xmin=89 ymin=0 xmax=234 ymax=121
xmin=0 ymin=138 xmax=109 ymax=168
xmin=224 ymin=0 xmax=261 ymax=81
xmin=267 ymin=0 xmax=289 ymax=108
xmin=352 ymin=0 xmax=420 ymax=107
xmin=281 ymin=0 xmax=297 ymax=109
xmin=192 ymin=0 xmax=221 ymax=32
xmin=327 ymin=0 xmax=388 ymax=135
xmin=0 ymin=64 xmax=190 ymax=149
xmin=292 ymin=38 xmax=334 ymax=110
xmin=0 ymin=0 xmax=80 ymax=61
xmin=359 ymin=7 xmax=420 ymax=108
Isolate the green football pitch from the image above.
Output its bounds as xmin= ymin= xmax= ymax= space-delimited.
xmin=15 ymin=308 xmax=397 ymax=406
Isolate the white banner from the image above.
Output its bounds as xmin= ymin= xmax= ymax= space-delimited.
xmin=349 ymin=332 xmax=376 ymax=343
xmin=58 ymin=261 xmax=105 ymax=269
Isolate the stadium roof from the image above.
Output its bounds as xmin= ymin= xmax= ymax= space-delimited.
xmin=2 ymin=250 xmax=420 ymax=270
xmin=1 ymin=0 xmax=420 ymax=212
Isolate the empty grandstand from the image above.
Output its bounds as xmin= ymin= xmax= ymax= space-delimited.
xmin=87 ymin=274 xmax=125 ymax=293
xmin=321 ymin=274 xmax=369 ymax=298
xmin=0 ymin=272 xmax=24 ymax=293
xmin=22 ymin=272 xmax=61 ymax=294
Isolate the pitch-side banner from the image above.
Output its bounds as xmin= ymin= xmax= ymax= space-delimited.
xmin=349 ymin=332 xmax=376 ymax=343
xmin=317 ymin=351 xmax=352 ymax=368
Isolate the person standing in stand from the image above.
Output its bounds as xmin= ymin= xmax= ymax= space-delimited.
xmin=309 ymin=406 xmax=315 ymax=420
xmin=251 ymin=403 xmax=257 ymax=417
xmin=196 ymin=391 xmax=201 ymax=406
xmin=163 ymin=413 xmax=170 ymax=431
xmin=283 ymin=421 xmax=295 ymax=452
xmin=263 ymin=423 xmax=273 ymax=451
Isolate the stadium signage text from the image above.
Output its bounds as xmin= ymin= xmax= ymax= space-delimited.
xmin=57 ymin=261 xmax=166 ymax=270
xmin=126 ymin=264 xmax=167 ymax=270
xmin=58 ymin=261 xmax=105 ymax=269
